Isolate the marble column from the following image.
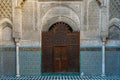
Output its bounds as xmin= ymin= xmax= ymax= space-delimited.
xmin=98 ymin=0 xmax=109 ymax=76
xmin=102 ymin=40 xmax=105 ymax=76
xmin=15 ymin=38 xmax=20 ymax=77
xmin=100 ymin=32 xmax=107 ymax=76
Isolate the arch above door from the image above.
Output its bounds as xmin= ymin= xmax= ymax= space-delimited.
xmin=41 ymin=6 xmax=80 ymax=32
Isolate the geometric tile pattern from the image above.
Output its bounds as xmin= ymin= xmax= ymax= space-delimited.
xmin=81 ymin=51 xmax=102 ymax=75
xmin=19 ymin=50 xmax=41 ymax=75
xmin=1 ymin=75 xmax=120 ymax=80
xmin=0 ymin=0 xmax=12 ymax=20
xmin=110 ymin=0 xmax=120 ymax=19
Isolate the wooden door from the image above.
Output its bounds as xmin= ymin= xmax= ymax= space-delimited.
xmin=42 ymin=22 xmax=80 ymax=73
xmin=53 ymin=46 xmax=68 ymax=73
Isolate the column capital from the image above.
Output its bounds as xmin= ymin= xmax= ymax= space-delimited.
xmin=14 ymin=38 xmax=21 ymax=44
xmin=100 ymin=31 xmax=108 ymax=42
xmin=96 ymin=0 xmax=107 ymax=7
xmin=101 ymin=37 xmax=107 ymax=42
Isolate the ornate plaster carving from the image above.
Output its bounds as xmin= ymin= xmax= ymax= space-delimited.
xmin=41 ymin=6 xmax=80 ymax=31
xmin=109 ymin=18 xmax=120 ymax=27
xmin=17 ymin=0 xmax=27 ymax=8
xmin=0 ymin=0 xmax=12 ymax=20
xmin=0 ymin=18 xmax=13 ymax=30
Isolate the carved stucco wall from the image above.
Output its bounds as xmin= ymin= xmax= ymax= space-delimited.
xmin=108 ymin=0 xmax=120 ymax=41
xmin=1 ymin=0 xmax=120 ymax=46
xmin=86 ymin=0 xmax=99 ymax=39
xmin=0 ymin=0 xmax=12 ymax=20
xmin=21 ymin=1 xmax=40 ymax=46
xmin=20 ymin=0 xmax=106 ymax=46
xmin=0 ymin=18 xmax=14 ymax=46
xmin=108 ymin=18 xmax=120 ymax=41
xmin=41 ymin=6 xmax=80 ymax=31
xmin=109 ymin=0 xmax=120 ymax=19
xmin=21 ymin=1 xmax=82 ymax=46
xmin=0 ymin=0 xmax=113 ymax=46
xmin=80 ymin=0 xmax=101 ymax=46
xmin=109 ymin=25 xmax=120 ymax=40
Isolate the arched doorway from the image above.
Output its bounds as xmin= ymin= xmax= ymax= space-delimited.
xmin=42 ymin=22 xmax=80 ymax=73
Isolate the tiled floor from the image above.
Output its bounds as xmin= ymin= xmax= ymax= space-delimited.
xmin=1 ymin=75 xmax=120 ymax=80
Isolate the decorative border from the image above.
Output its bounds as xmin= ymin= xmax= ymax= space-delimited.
xmin=81 ymin=48 xmax=120 ymax=51
xmin=0 ymin=47 xmax=120 ymax=51
xmin=0 ymin=47 xmax=41 ymax=51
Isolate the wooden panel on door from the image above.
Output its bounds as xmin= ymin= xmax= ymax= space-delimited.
xmin=68 ymin=45 xmax=80 ymax=72
xmin=42 ymin=46 xmax=53 ymax=73
xmin=53 ymin=46 xmax=68 ymax=73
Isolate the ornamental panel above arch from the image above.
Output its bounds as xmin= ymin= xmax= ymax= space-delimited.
xmin=41 ymin=6 xmax=80 ymax=32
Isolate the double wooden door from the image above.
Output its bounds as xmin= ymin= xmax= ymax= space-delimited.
xmin=42 ymin=22 xmax=80 ymax=73
xmin=54 ymin=46 xmax=68 ymax=72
